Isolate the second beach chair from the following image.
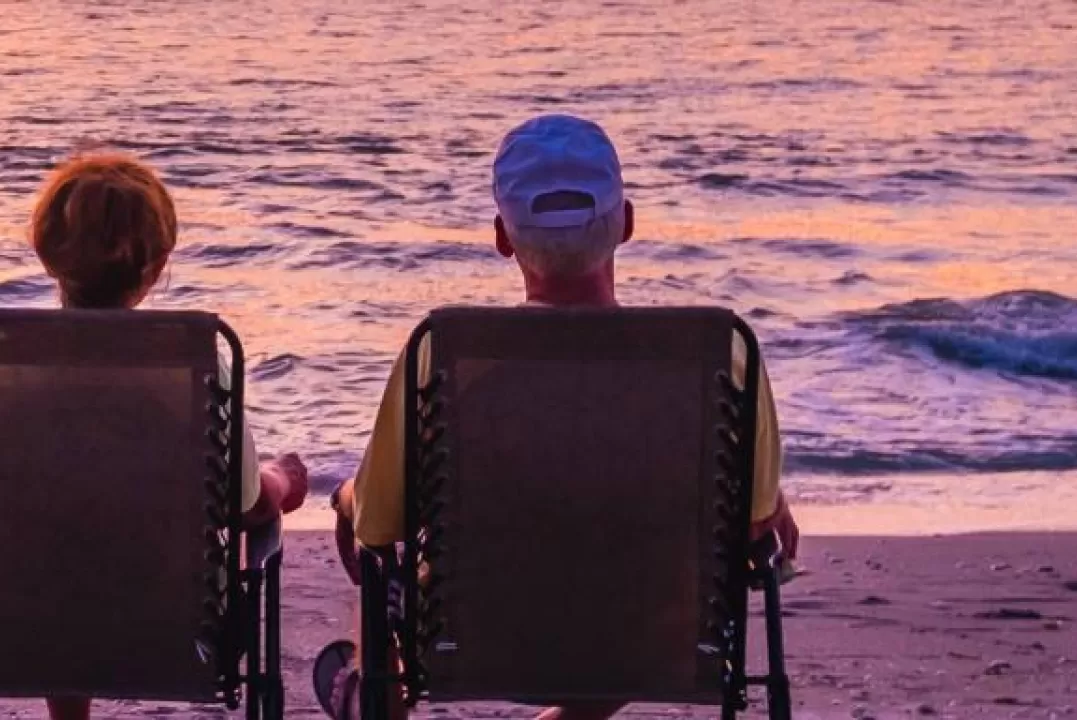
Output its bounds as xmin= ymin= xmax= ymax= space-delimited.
xmin=345 ymin=306 xmax=791 ymax=720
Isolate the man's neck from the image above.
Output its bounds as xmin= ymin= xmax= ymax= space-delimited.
xmin=523 ymin=270 xmax=618 ymax=308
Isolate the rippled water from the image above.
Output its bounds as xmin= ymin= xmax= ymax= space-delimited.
xmin=1 ymin=0 xmax=1075 ymax=509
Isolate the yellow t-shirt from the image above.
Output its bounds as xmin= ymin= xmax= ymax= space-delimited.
xmin=346 ymin=330 xmax=782 ymax=547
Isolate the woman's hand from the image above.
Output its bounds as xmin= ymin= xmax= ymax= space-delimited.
xmin=275 ymin=452 xmax=309 ymax=513
xmin=245 ymin=453 xmax=309 ymax=528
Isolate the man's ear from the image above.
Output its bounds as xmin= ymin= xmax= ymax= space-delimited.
xmin=622 ymin=199 xmax=635 ymax=244
xmin=494 ymin=215 xmax=515 ymax=258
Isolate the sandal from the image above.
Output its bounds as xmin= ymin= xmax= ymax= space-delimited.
xmin=313 ymin=640 xmax=360 ymax=719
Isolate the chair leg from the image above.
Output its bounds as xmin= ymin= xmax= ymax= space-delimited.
xmin=246 ymin=571 xmax=264 ymax=720
xmin=263 ymin=553 xmax=284 ymax=720
xmin=360 ymin=548 xmax=391 ymax=720
xmin=761 ymin=567 xmax=791 ymax=720
xmin=768 ymin=676 xmax=791 ymax=720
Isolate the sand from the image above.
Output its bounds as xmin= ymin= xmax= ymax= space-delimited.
xmin=2 ymin=530 xmax=1074 ymax=719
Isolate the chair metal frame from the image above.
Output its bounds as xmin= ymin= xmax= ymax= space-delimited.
xmin=217 ymin=321 xmax=286 ymax=720
xmin=358 ymin=308 xmax=790 ymax=720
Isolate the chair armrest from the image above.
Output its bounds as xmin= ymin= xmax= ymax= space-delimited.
xmin=748 ymin=529 xmax=795 ymax=591
xmin=246 ymin=514 xmax=284 ymax=569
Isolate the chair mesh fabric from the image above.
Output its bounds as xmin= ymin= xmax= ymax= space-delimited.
xmin=414 ymin=307 xmax=744 ymax=704
xmin=0 ymin=310 xmax=223 ymax=701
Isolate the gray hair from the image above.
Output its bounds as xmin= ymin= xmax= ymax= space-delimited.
xmin=506 ymin=203 xmax=625 ymax=278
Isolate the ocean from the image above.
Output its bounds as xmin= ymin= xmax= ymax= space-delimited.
xmin=1 ymin=0 xmax=1075 ymax=521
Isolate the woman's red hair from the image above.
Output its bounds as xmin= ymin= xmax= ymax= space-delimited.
xmin=31 ymin=154 xmax=177 ymax=308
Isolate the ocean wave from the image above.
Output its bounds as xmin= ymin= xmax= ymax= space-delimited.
xmin=264 ymin=221 xmax=350 ymax=239
xmin=245 ymin=170 xmax=387 ymax=192
xmin=0 ymin=276 xmax=52 ymax=301
xmin=884 ymin=168 xmax=972 ymax=185
xmin=785 ymin=443 xmax=1077 ymax=475
xmin=938 ymin=130 xmax=1033 ymax=147
xmin=833 ymin=270 xmax=873 ymax=286
xmin=620 ymin=241 xmax=728 ymax=262
xmin=252 ymin=353 xmax=304 ymax=381
xmin=880 ymin=325 xmax=1077 ymax=380
xmin=698 ymin=174 xmax=851 ymax=198
xmin=289 ymin=240 xmax=498 ymax=270
xmin=844 ymin=290 xmax=1077 ymax=380
xmin=733 ymin=237 xmax=859 ymax=259
xmin=180 ymin=242 xmax=285 ymax=267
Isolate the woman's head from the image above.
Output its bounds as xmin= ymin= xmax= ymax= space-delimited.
xmin=31 ymin=153 xmax=177 ymax=309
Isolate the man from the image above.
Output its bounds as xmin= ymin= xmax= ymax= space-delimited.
xmin=329 ymin=114 xmax=798 ymax=720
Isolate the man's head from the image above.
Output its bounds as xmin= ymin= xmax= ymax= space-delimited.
xmin=493 ymin=115 xmax=633 ymax=302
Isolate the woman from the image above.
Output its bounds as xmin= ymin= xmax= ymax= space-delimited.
xmin=30 ymin=153 xmax=309 ymax=720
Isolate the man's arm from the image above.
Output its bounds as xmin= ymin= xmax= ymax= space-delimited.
xmin=329 ymin=349 xmax=414 ymax=586
xmin=334 ymin=478 xmax=356 ymax=523
xmin=331 ymin=478 xmax=362 ymax=584
xmin=332 ymin=341 xmax=435 ymax=582
xmin=348 ymin=351 xmax=409 ymax=547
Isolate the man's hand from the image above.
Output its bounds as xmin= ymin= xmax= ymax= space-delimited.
xmin=750 ymin=490 xmax=799 ymax=560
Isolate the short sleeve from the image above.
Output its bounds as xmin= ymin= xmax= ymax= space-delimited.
xmin=352 ymin=336 xmax=431 ymax=547
xmin=218 ymin=354 xmax=261 ymax=513
xmin=240 ymin=417 xmax=260 ymax=513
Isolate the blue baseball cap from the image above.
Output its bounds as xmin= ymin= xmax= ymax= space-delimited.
xmin=493 ymin=114 xmax=624 ymax=229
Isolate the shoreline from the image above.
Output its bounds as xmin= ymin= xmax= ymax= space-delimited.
xmin=285 ymin=479 xmax=1077 ymax=537
xmin=286 ymin=500 xmax=1077 ymax=537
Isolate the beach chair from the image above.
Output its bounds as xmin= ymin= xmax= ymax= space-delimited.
xmin=358 ymin=307 xmax=791 ymax=720
xmin=0 ymin=309 xmax=284 ymax=720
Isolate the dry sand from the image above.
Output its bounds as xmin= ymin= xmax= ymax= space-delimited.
xmin=2 ymin=530 xmax=1074 ymax=719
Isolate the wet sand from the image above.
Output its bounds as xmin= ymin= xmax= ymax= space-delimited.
xmin=2 ymin=530 xmax=1074 ymax=719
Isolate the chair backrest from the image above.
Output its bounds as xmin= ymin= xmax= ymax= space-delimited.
xmin=0 ymin=309 xmax=229 ymax=701
xmin=408 ymin=307 xmax=757 ymax=704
